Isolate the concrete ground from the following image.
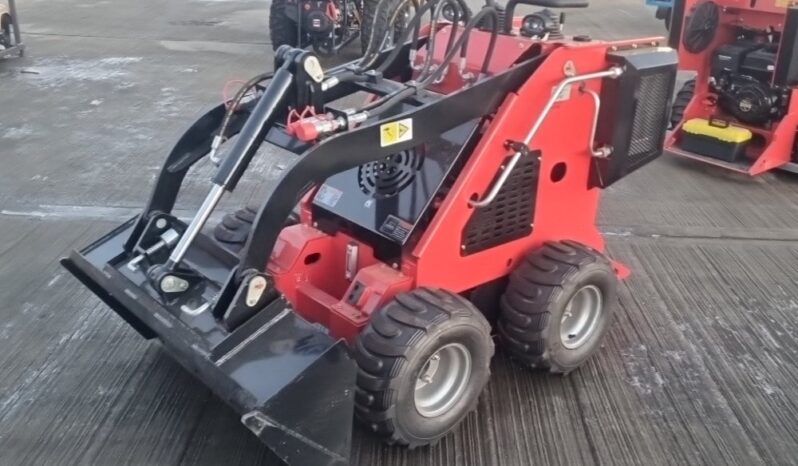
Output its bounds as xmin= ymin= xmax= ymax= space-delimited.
xmin=2 ymin=0 xmax=798 ymax=465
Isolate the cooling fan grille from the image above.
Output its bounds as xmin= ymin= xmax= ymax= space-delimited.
xmin=358 ymin=150 xmax=424 ymax=199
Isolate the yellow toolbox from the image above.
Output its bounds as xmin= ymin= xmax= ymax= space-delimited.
xmin=680 ymin=118 xmax=753 ymax=162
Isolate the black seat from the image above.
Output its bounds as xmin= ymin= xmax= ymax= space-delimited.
xmin=521 ymin=0 xmax=588 ymax=7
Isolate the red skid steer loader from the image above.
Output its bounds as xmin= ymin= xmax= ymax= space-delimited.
xmin=61 ymin=0 xmax=676 ymax=464
xmin=666 ymin=0 xmax=798 ymax=175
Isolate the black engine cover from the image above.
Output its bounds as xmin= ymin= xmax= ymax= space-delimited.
xmin=312 ymin=114 xmax=480 ymax=256
xmin=742 ymin=47 xmax=778 ymax=82
xmin=711 ymin=40 xmax=784 ymax=125
xmin=711 ymin=42 xmax=762 ymax=78
xmin=719 ymin=76 xmax=777 ymax=124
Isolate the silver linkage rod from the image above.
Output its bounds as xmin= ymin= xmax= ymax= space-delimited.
xmin=469 ymin=66 xmax=623 ymax=208
xmin=165 ymin=183 xmax=226 ymax=269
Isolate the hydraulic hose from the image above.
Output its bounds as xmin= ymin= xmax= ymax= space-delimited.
xmin=358 ymin=5 xmax=499 ymax=118
xmin=424 ymin=6 xmax=499 ymax=84
xmin=212 ymin=67 xmax=294 ymax=189
xmin=357 ymin=0 xmax=398 ymax=69
xmin=456 ymin=7 xmax=499 ymax=78
xmin=210 ymin=71 xmax=274 ymax=163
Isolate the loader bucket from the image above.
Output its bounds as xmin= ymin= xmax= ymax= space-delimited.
xmin=61 ymin=217 xmax=357 ymax=466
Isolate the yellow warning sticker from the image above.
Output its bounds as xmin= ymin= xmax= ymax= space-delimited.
xmin=380 ymin=118 xmax=413 ymax=147
xmin=776 ymin=0 xmax=791 ymax=7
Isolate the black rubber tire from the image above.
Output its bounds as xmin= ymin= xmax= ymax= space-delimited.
xmin=354 ymin=287 xmax=494 ymax=447
xmin=269 ymin=0 xmax=299 ymax=51
xmin=213 ymin=205 xmax=299 ymax=252
xmin=498 ymin=240 xmax=617 ymax=374
xmin=0 ymin=14 xmax=11 ymax=48
xmin=655 ymin=6 xmax=671 ymax=31
xmin=670 ymin=79 xmax=696 ymax=130
xmin=361 ymin=0 xmax=404 ymax=56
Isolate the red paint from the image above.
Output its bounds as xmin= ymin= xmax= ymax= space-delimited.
xmin=665 ymin=0 xmax=797 ymax=175
xmin=267 ymin=27 xmax=659 ymax=341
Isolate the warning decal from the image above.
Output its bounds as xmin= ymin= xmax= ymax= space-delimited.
xmin=380 ymin=118 xmax=413 ymax=147
xmin=776 ymin=0 xmax=790 ymax=7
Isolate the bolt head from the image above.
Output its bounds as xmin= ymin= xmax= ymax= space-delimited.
xmin=161 ymin=275 xmax=188 ymax=293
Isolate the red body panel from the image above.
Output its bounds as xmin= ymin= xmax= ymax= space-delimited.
xmin=666 ymin=0 xmax=798 ymax=174
xmin=268 ymin=27 xmax=660 ymax=341
xmin=413 ymin=44 xmax=612 ymax=290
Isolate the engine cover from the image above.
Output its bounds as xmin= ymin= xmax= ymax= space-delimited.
xmin=718 ymin=76 xmax=778 ymax=125
xmin=711 ymin=40 xmax=786 ymax=126
xmin=312 ymin=113 xmax=480 ymax=257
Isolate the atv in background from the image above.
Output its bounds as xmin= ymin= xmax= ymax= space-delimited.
xmin=269 ymin=0 xmax=437 ymax=56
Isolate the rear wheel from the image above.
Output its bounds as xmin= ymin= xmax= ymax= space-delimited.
xmin=498 ymin=241 xmax=617 ymax=373
xmin=354 ymin=288 xmax=493 ymax=446
xmin=269 ymin=0 xmax=299 ymax=50
xmin=670 ymin=78 xmax=696 ymax=129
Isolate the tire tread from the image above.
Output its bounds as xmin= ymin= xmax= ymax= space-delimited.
xmin=497 ymin=241 xmax=610 ymax=373
xmin=354 ymin=287 xmax=492 ymax=446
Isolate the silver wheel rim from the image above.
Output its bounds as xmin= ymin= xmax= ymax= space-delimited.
xmin=414 ymin=343 xmax=472 ymax=418
xmin=560 ymin=285 xmax=603 ymax=350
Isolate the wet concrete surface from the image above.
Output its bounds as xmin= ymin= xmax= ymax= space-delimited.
xmin=2 ymin=0 xmax=798 ymax=465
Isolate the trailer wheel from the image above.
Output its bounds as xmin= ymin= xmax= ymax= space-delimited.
xmin=670 ymin=79 xmax=696 ymax=129
xmin=354 ymin=287 xmax=493 ymax=446
xmin=269 ymin=0 xmax=299 ymax=50
xmin=498 ymin=241 xmax=617 ymax=374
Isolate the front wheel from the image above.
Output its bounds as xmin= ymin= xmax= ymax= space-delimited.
xmin=354 ymin=288 xmax=493 ymax=446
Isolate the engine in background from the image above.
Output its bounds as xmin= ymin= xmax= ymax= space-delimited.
xmin=710 ymin=27 xmax=790 ymax=126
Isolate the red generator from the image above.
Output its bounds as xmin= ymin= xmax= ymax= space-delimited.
xmin=666 ymin=0 xmax=798 ymax=175
xmin=61 ymin=1 xmax=676 ymax=465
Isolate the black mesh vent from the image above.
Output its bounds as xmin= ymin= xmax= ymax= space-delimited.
xmin=358 ymin=150 xmax=423 ymax=199
xmin=628 ymin=72 xmax=671 ymax=168
xmin=589 ymin=46 xmax=677 ymax=188
xmin=461 ymin=151 xmax=539 ymax=255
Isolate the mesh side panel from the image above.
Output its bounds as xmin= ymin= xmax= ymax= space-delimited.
xmin=628 ymin=72 xmax=671 ymax=167
xmin=461 ymin=153 xmax=539 ymax=255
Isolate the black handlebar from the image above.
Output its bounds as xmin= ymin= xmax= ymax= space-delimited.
xmin=503 ymin=0 xmax=588 ymax=33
